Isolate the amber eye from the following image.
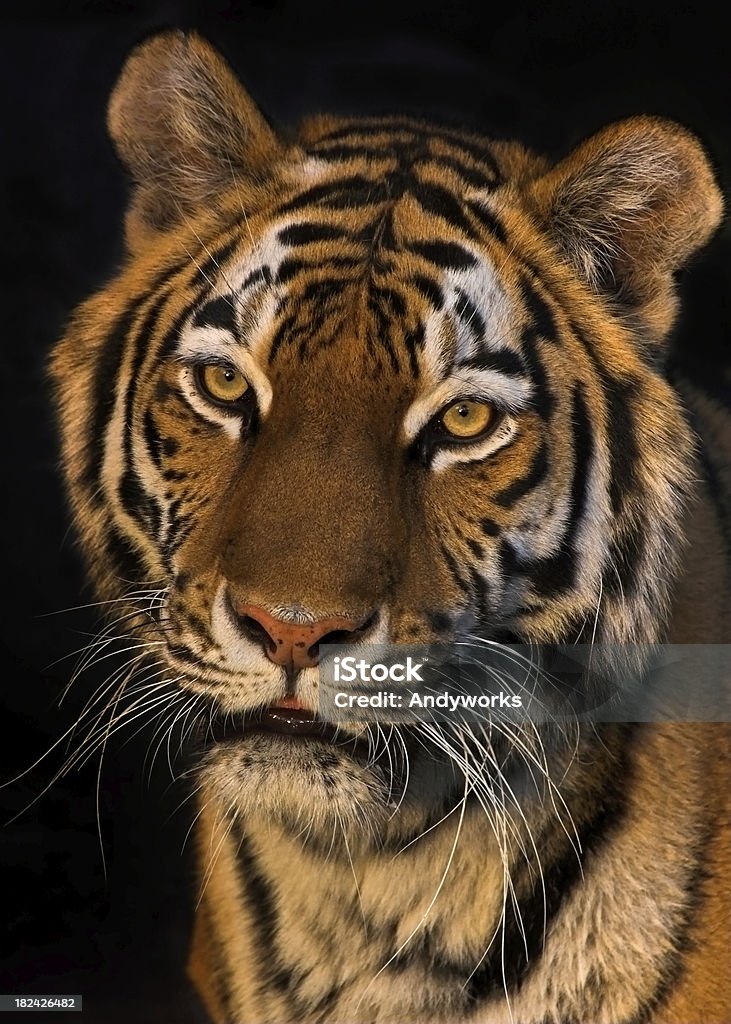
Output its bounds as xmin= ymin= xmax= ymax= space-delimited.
xmin=440 ymin=399 xmax=496 ymax=440
xmin=196 ymin=364 xmax=250 ymax=405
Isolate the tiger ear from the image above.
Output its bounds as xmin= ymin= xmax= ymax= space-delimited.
xmin=108 ymin=30 xmax=282 ymax=248
xmin=529 ymin=117 xmax=723 ymax=337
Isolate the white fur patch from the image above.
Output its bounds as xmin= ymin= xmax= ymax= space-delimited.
xmin=403 ymin=252 xmax=528 ymax=471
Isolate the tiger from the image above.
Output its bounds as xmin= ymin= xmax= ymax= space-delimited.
xmin=50 ymin=28 xmax=731 ymax=1024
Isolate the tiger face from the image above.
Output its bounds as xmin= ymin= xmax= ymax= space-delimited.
xmin=51 ymin=32 xmax=722 ymax=844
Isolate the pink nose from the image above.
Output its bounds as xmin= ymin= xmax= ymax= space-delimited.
xmin=234 ymin=603 xmax=370 ymax=670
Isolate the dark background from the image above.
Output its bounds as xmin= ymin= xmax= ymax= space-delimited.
xmin=1 ymin=1 xmax=729 ymax=1021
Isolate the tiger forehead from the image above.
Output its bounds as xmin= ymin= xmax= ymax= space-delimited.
xmin=184 ymin=208 xmax=516 ymax=384
xmin=177 ymin=122 xmax=525 ymax=396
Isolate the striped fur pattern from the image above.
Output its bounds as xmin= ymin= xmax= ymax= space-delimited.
xmin=51 ymin=31 xmax=730 ymax=1024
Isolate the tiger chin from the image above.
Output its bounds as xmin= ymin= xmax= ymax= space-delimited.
xmin=51 ymin=29 xmax=730 ymax=1024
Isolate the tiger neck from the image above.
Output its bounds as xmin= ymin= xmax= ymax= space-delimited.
xmin=189 ymin=725 xmax=631 ymax=1022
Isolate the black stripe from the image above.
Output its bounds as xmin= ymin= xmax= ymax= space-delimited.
xmin=241 ymin=264 xmax=273 ymax=290
xmin=602 ymin=376 xmax=640 ymax=517
xmin=308 ymin=312 xmax=347 ymax=358
xmin=440 ymin=542 xmax=471 ymax=594
xmin=469 ymin=565 xmax=491 ymax=622
xmin=481 ymin=517 xmax=501 ymax=537
xmin=319 ymin=179 xmax=393 ymax=207
xmin=161 ymin=437 xmax=179 ymax=457
xmin=157 ymin=289 xmax=209 ymax=360
xmin=458 ymin=348 xmax=527 ymax=378
xmin=425 ymin=609 xmax=453 ymax=634
xmin=465 ymin=199 xmax=507 ymax=241
xmin=521 ymin=273 xmax=558 ymax=343
xmin=268 ymin=311 xmax=297 ymax=363
xmin=413 ymin=182 xmax=481 ymax=239
xmin=430 ymin=155 xmax=498 ymax=190
xmin=277 ymin=255 xmax=361 ymax=283
xmin=409 ymin=274 xmax=444 ymax=309
xmin=192 ymin=294 xmax=238 ymax=332
xmin=161 ymin=467 xmax=189 ymax=482
xmin=154 ymin=379 xmax=176 ymax=403
xmin=493 ymin=444 xmax=549 ymax=507
xmin=124 ymin=293 xmax=170 ymax=393
xmin=376 ymin=286 xmax=407 ymax=319
xmin=119 ymin=465 xmax=161 ymax=539
xmin=278 ymin=222 xmax=351 ymax=246
xmin=143 ymin=409 xmax=162 ymax=469
xmin=125 ymin=292 xmax=223 ymax=560
xmin=163 ymin=500 xmax=196 ymax=560
xmin=234 ymin=827 xmax=300 ymax=1008
xmin=519 ymin=325 xmax=556 ymax=420
xmin=367 ymin=206 xmax=398 ymax=255
xmin=166 ymin=641 xmax=206 ymax=666
xmin=368 ymin=294 xmax=400 ymax=372
xmin=530 ymin=384 xmax=594 ymax=596
xmin=197 ymin=237 xmax=240 ymax=283
xmin=384 ymin=729 xmax=632 ymax=1010
xmin=299 ymin=276 xmax=351 ymax=305
xmin=175 ymin=604 xmax=213 ymax=646
xmin=295 ymin=307 xmax=335 ymax=361
xmin=306 ymin=982 xmax=345 ymax=1020
xmin=236 ymin=831 xmax=286 ymax=991
xmin=410 ymin=240 xmax=477 ymax=271
xmin=500 ymin=538 xmax=521 ymax=575
xmin=165 ymin=530 xmax=195 ymax=563
xmin=453 ymin=288 xmax=485 ymax=339
xmin=279 ymin=175 xmax=390 ymax=214
xmin=544 ymin=317 xmax=642 ymax=527
xmin=268 ymin=304 xmax=320 ymax=362
xmin=403 ymin=323 xmax=424 ymax=378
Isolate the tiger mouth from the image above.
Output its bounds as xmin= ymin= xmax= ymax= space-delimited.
xmin=207 ymin=704 xmax=372 ymax=758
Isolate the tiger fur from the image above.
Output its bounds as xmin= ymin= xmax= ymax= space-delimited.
xmin=50 ymin=30 xmax=730 ymax=1024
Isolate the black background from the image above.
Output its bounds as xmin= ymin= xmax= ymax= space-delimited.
xmin=1 ymin=1 xmax=729 ymax=1021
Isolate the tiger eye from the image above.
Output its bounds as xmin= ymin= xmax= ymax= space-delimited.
xmin=441 ymin=400 xmax=495 ymax=439
xmin=198 ymin=364 xmax=250 ymax=404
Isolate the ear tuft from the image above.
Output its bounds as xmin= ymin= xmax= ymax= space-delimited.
xmin=108 ymin=31 xmax=282 ymax=246
xmin=530 ymin=117 xmax=723 ymax=334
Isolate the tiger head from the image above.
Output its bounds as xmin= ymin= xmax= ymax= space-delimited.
xmin=51 ymin=32 xmax=722 ymax=843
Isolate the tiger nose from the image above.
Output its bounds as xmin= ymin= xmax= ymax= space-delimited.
xmin=234 ymin=603 xmax=374 ymax=670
